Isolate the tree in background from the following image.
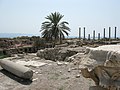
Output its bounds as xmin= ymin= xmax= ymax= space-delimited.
xmin=40 ymin=12 xmax=70 ymax=44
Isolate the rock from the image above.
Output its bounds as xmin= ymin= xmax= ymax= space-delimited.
xmin=80 ymin=66 xmax=120 ymax=89
xmin=66 ymin=40 xmax=75 ymax=45
xmin=66 ymin=39 xmax=80 ymax=45
xmin=32 ymin=78 xmax=38 ymax=82
xmin=76 ymin=74 xmax=80 ymax=78
xmin=55 ymin=43 xmax=68 ymax=47
xmin=71 ymin=67 xmax=78 ymax=70
xmin=68 ymin=68 xmax=71 ymax=72
xmin=37 ymin=47 xmax=78 ymax=61
xmin=59 ymin=71 xmax=62 ymax=73
xmin=32 ymin=57 xmax=40 ymax=60
xmin=57 ymin=61 xmax=63 ymax=66
xmin=64 ymin=62 xmax=69 ymax=65
xmin=67 ymin=53 xmax=84 ymax=62
xmin=37 ymin=48 xmax=60 ymax=61
xmin=87 ymin=45 xmax=120 ymax=62
xmin=32 ymin=70 xmax=36 ymax=73
xmin=83 ymin=45 xmax=120 ymax=68
xmin=35 ymin=72 xmax=39 ymax=74
xmin=68 ymin=45 xmax=78 ymax=48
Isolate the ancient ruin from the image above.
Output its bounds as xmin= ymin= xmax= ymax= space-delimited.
xmin=0 ymin=60 xmax=33 ymax=79
xmin=0 ymin=36 xmax=120 ymax=90
xmin=80 ymin=45 xmax=120 ymax=90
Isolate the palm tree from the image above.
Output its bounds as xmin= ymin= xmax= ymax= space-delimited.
xmin=40 ymin=12 xmax=70 ymax=44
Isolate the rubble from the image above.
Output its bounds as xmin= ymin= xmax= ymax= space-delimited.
xmin=37 ymin=47 xmax=78 ymax=61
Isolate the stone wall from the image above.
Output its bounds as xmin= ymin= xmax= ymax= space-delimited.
xmin=0 ymin=46 xmax=39 ymax=56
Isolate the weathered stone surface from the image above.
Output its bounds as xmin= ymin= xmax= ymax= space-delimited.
xmin=37 ymin=47 xmax=78 ymax=61
xmin=80 ymin=66 xmax=120 ymax=90
xmin=55 ymin=43 xmax=68 ymax=47
xmin=80 ymin=45 xmax=120 ymax=90
xmin=65 ymin=39 xmax=81 ymax=46
xmin=0 ymin=60 xmax=33 ymax=79
xmin=104 ymin=51 xmax=120 ymax=67
xmin=67 ymin=53 xmax=84 ymax=62
xmin=37 ymin=48 xmax=60 ymax=61
xmin=85 ymin=45 xmax=120 ymax=67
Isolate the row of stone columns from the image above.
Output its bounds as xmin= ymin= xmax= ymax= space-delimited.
xmin=79 ymin=27 xmax=117 ymax=40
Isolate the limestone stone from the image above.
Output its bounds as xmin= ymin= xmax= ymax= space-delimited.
xmin=86 ymin=45 xmax=120 ymax=67
xmin=0 ymin=60 xmax=33 ymax=79
xmin=80 ymin=66 xmax=120 ymax=90
xmin=80 ymin=45 xmax=120 ymax=90
xmin=37 ymin=47 xmax=77 ymax=61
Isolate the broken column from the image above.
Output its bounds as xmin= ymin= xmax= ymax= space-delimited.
xmin=0 ymin=60 xmax=33 ymax=79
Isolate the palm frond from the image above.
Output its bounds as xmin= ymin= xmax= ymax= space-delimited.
xmin=60 ymin=21 xmax=69 ymax=25
xmin=40 ymin=12 xmax=70 ymax=42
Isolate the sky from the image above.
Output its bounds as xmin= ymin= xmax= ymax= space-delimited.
xmin=0 ymin=0 xmax=120 ymax=38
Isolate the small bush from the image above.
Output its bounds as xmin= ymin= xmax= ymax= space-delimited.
xmin=33 ymin=38 xmax=46 ymax=48
xmin=0 ymin=55 xmax=8 ymax=59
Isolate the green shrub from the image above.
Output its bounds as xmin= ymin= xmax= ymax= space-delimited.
xmin=33 ymin=38 xmax=46 ymax=47
xmin=0 ymin=55 xmax=8 ymax=59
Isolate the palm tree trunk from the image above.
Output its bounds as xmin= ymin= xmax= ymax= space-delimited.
xmin=60 ymin=33 xmax=62 ymax=44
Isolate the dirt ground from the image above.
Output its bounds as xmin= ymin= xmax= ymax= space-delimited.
xmin=0 ymin=53 xmax=95 ymax=90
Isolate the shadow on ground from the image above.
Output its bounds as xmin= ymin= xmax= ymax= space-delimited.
xmin=89 ymin=86 xmax=107 ymax=90
xmin=0 ymin=69 xmax=32 ymax=85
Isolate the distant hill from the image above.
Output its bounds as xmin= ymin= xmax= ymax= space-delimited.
xmin=0 ymin=33 xmax=40 ymax=38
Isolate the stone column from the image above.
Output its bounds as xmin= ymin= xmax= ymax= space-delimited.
xmin=0 ymin=60 xmax=33 ymax=79
xmin=115 ymin=27 xmax=117 ymax=39
xmin=109 ymin=27 xmax=111 ymax=40
xmin=79 ymin=27 xmax=81 ymax=40
xmin=88 ymin=34 xmax=90 ymax=40
xmin=98 ymin=33 xmax=100 ymax=40
xmin=83 ymin=27 xmax=85 ymax=40
xmin=103 ymin=28 xmax=105 ymax=39
xmin=93 ymin=30 xmax=95 ymax=40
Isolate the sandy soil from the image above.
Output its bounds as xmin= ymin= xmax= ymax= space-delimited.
xmin=0 ymin=53 xmax=95 ymax=90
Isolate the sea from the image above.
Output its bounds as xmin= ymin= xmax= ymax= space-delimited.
xmin=0 ymin=33 xmax=78 ymax=38
xmin=0 ymin=33 xmax=118 ymax=39
xmin=0 ymin=33 xmax=40 ymax=38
